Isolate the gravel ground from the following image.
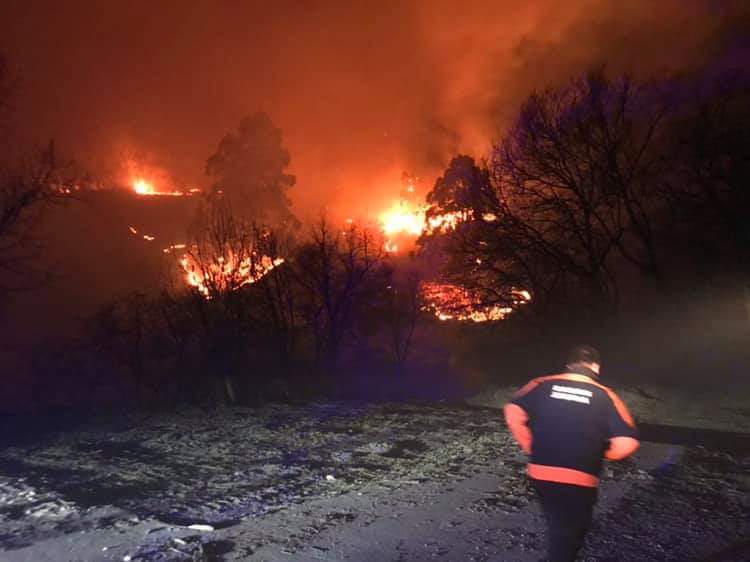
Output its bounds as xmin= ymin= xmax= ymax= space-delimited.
xmin=0 ymin=400 xmax=748 ymax=561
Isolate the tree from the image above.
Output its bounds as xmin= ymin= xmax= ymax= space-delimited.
xmin=0 ymin=58 xmax=72 ymax=310
xmin=253 ymin=224 xmax=299 ymax=369
xmin=176 ymin=198 xmax=274 ymax=404
xmin=666 ymin=72 xmax=750 ymax=279
xmin=419 ymin=155 xmax=535 ymax=314
xmin=421 ymin=73 xmax=675 ymax=323
xmin=0 ymin=141 xmax=69 ymax=308
xmin=496 ymin=72 xmax=672 ymax=300
xmin=205 ymin=112 xmax=296 ymax=226
xmin=293 ymin=217 xmax=387 ymax=373
xmin=84 ymin=292 xmax=159 ymax=405
xmin=381 ymin=267 xmax=422 ymax=374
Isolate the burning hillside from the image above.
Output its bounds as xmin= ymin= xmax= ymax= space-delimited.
xmin=179 ymin=252 xmax=284 ymax=299
xmin=131 ymin=177 xmax=202 ymax=197
xmin=118 ymin=164 xmax=527 ymax=322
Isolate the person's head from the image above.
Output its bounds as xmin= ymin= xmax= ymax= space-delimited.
xmin=567 ymin=345 xmax=601 ymax=375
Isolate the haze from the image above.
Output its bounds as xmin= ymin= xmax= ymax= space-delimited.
xmin=2 ymin=0 xmax=746 ymax=219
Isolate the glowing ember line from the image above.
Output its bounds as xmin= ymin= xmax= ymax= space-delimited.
xmin=132 ymin=178 xmax=198 ymax=197
xmin=179 ymin=252 xmax=285 ymax=299
xmin=420 ymin=281 xmax=530 ymax=323
xmin=162 ymin=243 xmax=187 ymax=254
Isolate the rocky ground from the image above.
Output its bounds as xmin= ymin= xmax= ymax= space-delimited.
xmin=0 ymin=396 xmax=749 ymax=561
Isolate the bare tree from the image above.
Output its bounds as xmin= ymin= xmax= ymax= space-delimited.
xmin=83 ymin=292 xmax=157 ymax=404
xmin=0 ymin=141 xmax=71 ymax=308
xmin=152 ymin=289 xmax=201 ymax=402
xmin=495 ymin=72 xmax=672 ymax=302
xmin=382 ymin=269 xmax=422 ymax=374
xmin=254 ymin=224 xmax=298 ymax=368
xmin=666 ymin=73 xmax=750 ymax=276
xmin=294 ymin=217 xmax=387 ymax=373
xmin=174 ymin=198 xmax=272 ymax=404
xmin=420 ymin=73 xmax=672 ymax=322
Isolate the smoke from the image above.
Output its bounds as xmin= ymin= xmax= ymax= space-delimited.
xmin=1 ymin=0 xmax=748 ymax=219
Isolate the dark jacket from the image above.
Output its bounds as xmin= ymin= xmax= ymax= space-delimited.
xmin=503 ymin=364 xmax=639 ymax=487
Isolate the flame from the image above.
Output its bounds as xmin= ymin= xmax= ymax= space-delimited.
xmin=162 ymin=243 xmax=187 ymax=254
xmin=126 ymin=225 xmax=279 ymax=298
xmin=179 ymin=251 xmax=284 ymax=299
xmin=426 ymin=210 xmax=469 ymax=233
xmin=380 ymin=200 xmax=426 ymax=237
xmin=131 ymin=177 xmax=198 ymax=197
xmin=378 ymin=199 xmax=478 ymax=253
xmin=421 ymin=281 xmax=530 ymax=323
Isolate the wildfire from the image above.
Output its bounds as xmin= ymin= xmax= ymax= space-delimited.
xmin=380 ymin=200 xmax=426 ymax=237
xmin=162 ymin=243 xmax=187 ymax=254
xmin=378 ymin=200 xmax=484 ymax=253
xmin=132 ymin=177 xmax=199 ymax=197
xmin=127 ymin=225 xmax=157 ymax=242
xmin=421 ymin=281 xmax=530 ymax=323
xmin=375 ymin=174 xmax=500 ymax=253
xmin=179 ymin=252 xmax=284 ymax=299
xmin=127 ymin=224 xmax=281 ymax=298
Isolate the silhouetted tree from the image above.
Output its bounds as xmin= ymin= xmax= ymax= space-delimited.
xmin=495 ymin=72 xmax=671 ymax=300
xmin=419 ymin=155 xmax=536 ymax=313
xmin=152 ymin=289 xmax=201 ymax=402
xmin=381 ymin=268 xmax=422 ymax=374
xmin=666 ymin=72 xmax=750 ymax=280
xmin=253 ymin=224 xmax=299 ymax=369
xmin=421 ymin=73 xmax=675 ymax=323
xmin=0 ymin=141 xmax=70 ymax=308
xmin=177 ymin=198 xmax=274 ymax=404
xmin=84 ymin=292 xmax=160 ymax=404
xmin=294 ymin=217 xmax=387 ymax=373
xmin=205 ymin=112 xmax=297 ymax=226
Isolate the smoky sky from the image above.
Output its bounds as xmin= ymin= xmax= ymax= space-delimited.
xmin=1 ymin=0 xmax=748 ymax=219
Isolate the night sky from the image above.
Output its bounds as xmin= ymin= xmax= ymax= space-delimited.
xmin=2 ymin=1 xmax=747 ymax=219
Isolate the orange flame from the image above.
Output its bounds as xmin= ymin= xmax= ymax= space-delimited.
xmin=380 ymin=200 xmax=426 ymax=237
xmin=132 ymin=177 xmax=197 ymax=197
xmin=378 ymin=199 xmax=481 ymax=253
xmin=178 ymin=251 xmax=284 ymax=299
xmin=421 ymin=281 xmax=530 ymax=323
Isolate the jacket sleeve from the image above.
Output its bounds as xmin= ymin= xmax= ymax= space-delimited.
xmin=603 ymin=389 xmax=639 ymax=460
xmin=503 ymin=379 xmax=540 ymax=455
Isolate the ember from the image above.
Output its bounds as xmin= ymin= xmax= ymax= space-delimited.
xmin=421 ymin=281 xmax=530 ymax=323
xmin=127 ymin=227 xmax=280 ymax=298
xmin=132 ymin=178 xmax=199 ymax=197
xmin=178 ymin=252 xmax=284 ymax=299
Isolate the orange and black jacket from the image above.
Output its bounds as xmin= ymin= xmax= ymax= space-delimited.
xmin=503 ymin=365 xmax=639 ymax=487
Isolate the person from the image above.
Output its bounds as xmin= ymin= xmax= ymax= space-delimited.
xmin=503 ymin=345 xmax=639 ymax=562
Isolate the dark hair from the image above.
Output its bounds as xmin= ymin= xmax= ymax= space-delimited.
xmin=567 ymin=345 xmax=601 ymax=366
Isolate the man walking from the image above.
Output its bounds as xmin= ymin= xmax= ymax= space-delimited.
xmin=504 ymin=345 xmax=639 ymax=562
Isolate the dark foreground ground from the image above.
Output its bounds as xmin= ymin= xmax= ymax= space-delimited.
xmin=1 ymin=400 xmax=749 ymax=561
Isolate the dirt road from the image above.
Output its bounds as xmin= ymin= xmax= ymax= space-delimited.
xmin=1 ymin=402 xmax=748 ymax=561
